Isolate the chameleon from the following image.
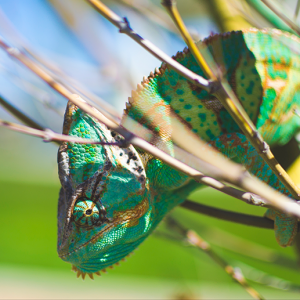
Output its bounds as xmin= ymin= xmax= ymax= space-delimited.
xmin=57 ymin=28 xmax=300 ymax=278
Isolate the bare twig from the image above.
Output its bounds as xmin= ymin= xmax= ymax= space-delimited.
xmin=0 ymin=95 xmax=45 ymax=131
xmin=0 ymin=118 xmax=124 ymax=146
xmin=245 ymin=0 xmax=294 ymax=33
xmin=165 ymin=217 xmax=265 ymax=299
xmin=295 ymin=0 xmax=300 ymax=20
xmin=238 ymin=261 xmax=300 ymax=292
xmin=180 ymin=200 xmax=275 ymax=229
xmin=162 ymin=0 xmax=300 ymax=200
xmin=117 ymin=0 xmax=180 ymax=35
xmin=85 ymin=0 xmax=216 ymax=93
xmin=260 ymin=0 xmax=300 ymax=35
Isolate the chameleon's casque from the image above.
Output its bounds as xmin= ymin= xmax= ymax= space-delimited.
xmin=58 ymin=29 xmax=300 ymax=276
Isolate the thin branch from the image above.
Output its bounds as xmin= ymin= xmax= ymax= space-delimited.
xmin=85 ymin=0 xmax=216 ymax=93
xmin=0 ymin=94 xmax=45 ymax=131
xmin=162 ymin=0 xmax=300 ymax=200
xmin=1 ymin=10 xmax=300 ymax=218
xmin=188 ymin=175 xmax=266 ymax=206
xmin=295 ymin=0 xmax=300 ymax=21
xmin=260 ymin=0 xmax=300 ymax=35
xmin=245 ymin=0 xmax=295 ymax=34
xmin=0 ymin=118 xmax=124 ymax=146
xmin=157 ymin=226 xmax=300 ymax=292
xmin=238 ymin=261 xmax=300 ymax=292
xmin=181 ymin=200 xmax=275 ymax=229
xmin=117 ymin=0 xmax=180 ymax=35
xmin=164 ymin=217 xmax=265 ymax=300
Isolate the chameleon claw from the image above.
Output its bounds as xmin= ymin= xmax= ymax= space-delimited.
xmin=95 ymin=271 xmax=101 ymax=276
xmin=82 ymin=273 xmax=86 ymax=280
xmin=76 ymin=271 xmax=81 ymax=278
xmin=88 ymin=273 xmax=94 ymax=280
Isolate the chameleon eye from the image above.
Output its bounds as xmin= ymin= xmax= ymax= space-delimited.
xmin=73 ymin=198 xmax=100 ymax=227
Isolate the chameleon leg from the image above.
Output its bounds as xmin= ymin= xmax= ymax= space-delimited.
xmin=209 ymin=132 xmax=298 ymax=247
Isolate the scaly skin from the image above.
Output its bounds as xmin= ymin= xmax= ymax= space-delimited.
xmin=57 ymin=29 xmax=300 ymax=277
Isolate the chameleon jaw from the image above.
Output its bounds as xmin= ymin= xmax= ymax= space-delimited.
xmin=71 ymin=264 xmax=103 ymax=279
xmin=71 ymin=254 xmax=129 ymax=279
xmin=59 ymin=197 xmax=149 ymax=277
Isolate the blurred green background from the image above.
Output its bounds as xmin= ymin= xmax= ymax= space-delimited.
xmin=1 ymin=0 xmax=300 ymax=299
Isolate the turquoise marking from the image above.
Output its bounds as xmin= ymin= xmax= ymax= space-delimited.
xmin=198 ymin=113 xmax=206 ymax=122
xmin=246 ymin=81 xmax=255 ymax=94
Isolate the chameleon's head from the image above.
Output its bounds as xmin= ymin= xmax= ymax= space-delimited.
xmin=57 ymin=102 xmax=151 ymax=277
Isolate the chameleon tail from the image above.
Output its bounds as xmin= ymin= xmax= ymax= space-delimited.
xmin=264 ymin=209 xmax=298 ymax=247
xmin=210 ymin=132 xmax=298 ymax=247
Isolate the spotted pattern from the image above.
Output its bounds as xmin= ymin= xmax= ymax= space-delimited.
xmin=124 ymin=29 xmax=300 ymax=149
xmin=123 ymin=29 xmax=300 ymax=248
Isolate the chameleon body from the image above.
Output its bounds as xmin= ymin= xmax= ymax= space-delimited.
xmin=57 ymin=28 xmax=300 ymax=276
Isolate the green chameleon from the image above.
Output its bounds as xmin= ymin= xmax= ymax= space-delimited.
xmin=57 ymin=28 xmax=300 ymax=278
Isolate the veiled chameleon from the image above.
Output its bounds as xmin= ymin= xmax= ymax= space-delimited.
xmin=57 ymin=28 xmax=300 ymax=277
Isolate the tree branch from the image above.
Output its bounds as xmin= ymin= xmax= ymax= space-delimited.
xmin=164 ymin=216 xmax=265 ymax=299
xmin=180 ymin=200 xmax=275 ymax=229
xmin=85 ymin=0 xmax=217 ymax=93
xmin=260 ymin=0 xmax=300 ymax=35
xmin=0 ymin=118 xmax=126 ymax=146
